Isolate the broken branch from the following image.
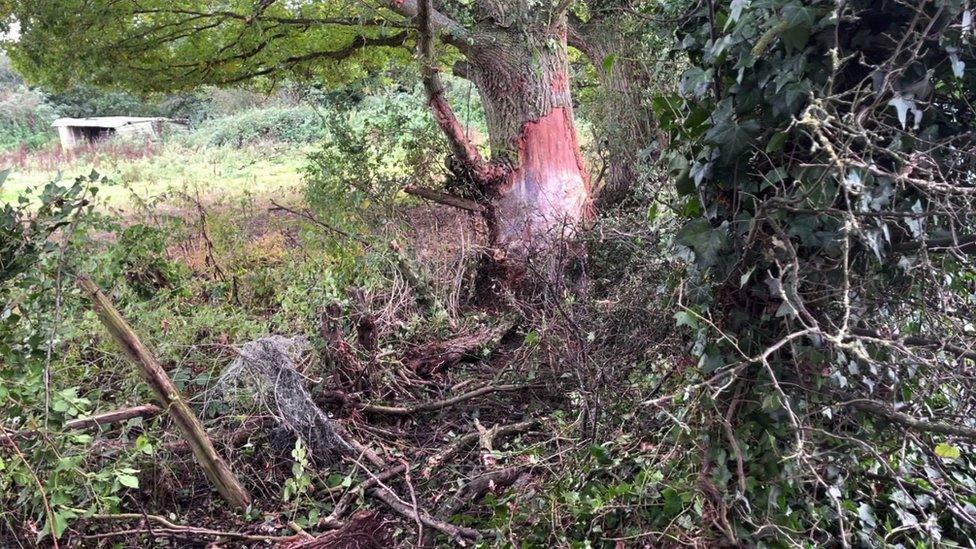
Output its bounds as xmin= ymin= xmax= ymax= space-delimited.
xmin=362 ymin=384 xmax=526 ymax=416
xmin=77 ymin=276 xmax=251 ymax=509
xmin=849 ymin=399 xmax=976 ymax=440
xmin=86 ymin=513 xmax=297 ymax=542
xmin=64 ymin=404 xmax=162 ymax=431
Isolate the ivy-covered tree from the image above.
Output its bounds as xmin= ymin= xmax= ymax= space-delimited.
xmin=661 ymin=0 xmax=976 ymax=544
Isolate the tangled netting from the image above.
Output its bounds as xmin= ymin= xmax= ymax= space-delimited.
xmin=218 ymin=336 xmax=350 ymax=462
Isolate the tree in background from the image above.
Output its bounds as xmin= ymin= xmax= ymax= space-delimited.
xmin=568 ymin=1 xmax=672 ymax=207
xmin=3 ymin=0 xmax=627 ymax=272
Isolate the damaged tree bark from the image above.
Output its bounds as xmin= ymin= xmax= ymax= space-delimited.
xmin=414 ymin=0 xmax=591 ymax=276
xmin=76 ymin=276 xmax=251 ymax=509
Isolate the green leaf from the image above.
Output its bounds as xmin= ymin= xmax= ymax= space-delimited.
xmin=589 ymin=443 xmax=613 ymax=465
xmin=780 ymin=24 xmax=811 ymax=52
xmin=116 ymin=473 xmax=140 ymax=488
xmin=134 ymin=434 xmax=154 ymax=455
xmin=38 ymin=508 xmax=75 ymax=541
xmin=675 ymin=311 xmax=699 ymax=329
xmin=602 ymin=53 xmax=617 ymax=74
xmin=765 ymin=131 xmax=788 ymax=153
xmin=0 ymin=167 xmax=10 ymax=188
xmin=676 ymin=219 xmax=730 ymax=269
xmin=935 ymin=442 xmax=961 ymax=459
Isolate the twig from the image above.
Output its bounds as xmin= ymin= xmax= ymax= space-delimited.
xmin=425 ymin=419 xmax=537 ymax=473
xmin=847 ymin=400 xmax=976 ymax=440
xmin=268 ymin=200 xmax=369 ymax=244
xmin=362 ymin=384 xmax=527 ymax=416
xmin=367 ymin=484 xmax=481 ymax=543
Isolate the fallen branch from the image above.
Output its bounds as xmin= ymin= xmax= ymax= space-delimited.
xmin=85 ymin=513 xmax=298 ymax=542
xmin=286 ymin=511 xmax=391 ymax=549
xmin=64 ymin=404 xmax=162 ymax=431
xmin=362 ymin=384 xmax=526 ymax=416
xmin=848 ymin=399 xmax=976 ymax=440
xmin=402 ymin=323 xmax=513 ymax=376
xmin=435 ymin=466 xmax=526 ymax=521
xmin=77 ymin=276 xmax=251 ymax=509
xmin=368 ymin=484 xmax=481 ymax=543
xmin=318 ymin=464 xmax=408 ymax=528
xmin=319 ymin=303 xmax=368 ymax=391
xmin=269 ymin=200 xmax=369 ymax=244
xmin=425 ymin=419 xmax=537 ymax=473
xmin=403 ymin=185 xmax=485 ymax=213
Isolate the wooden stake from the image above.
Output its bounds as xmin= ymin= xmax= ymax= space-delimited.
xmin=76 ymin=276 xmax=251 ymax=509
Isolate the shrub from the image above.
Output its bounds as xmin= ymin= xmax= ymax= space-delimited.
xmin=189 ymin=105 xmax=328 ymax=147
xmin=656 ymin=0 xmax=976 ymax=545
xmin=0 ymin=87 xmax=56 ymax=151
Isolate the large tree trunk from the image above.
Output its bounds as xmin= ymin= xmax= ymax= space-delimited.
xmin=464 ymin=28 xmax=591 ymax=265
xmin=416 ymin=1 xmax=590 ymax=275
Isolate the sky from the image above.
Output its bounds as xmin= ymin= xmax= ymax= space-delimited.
xmin=1 ymin=20 xmax=20 ymax=41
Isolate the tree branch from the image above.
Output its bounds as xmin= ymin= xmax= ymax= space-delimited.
xmin=892 ymin=234 xmax=976 ymax=255
xmin=850 ymin=328 xmax=976 ymax=361
xmin=380 ymin=0 xmax=470 ymax=45
xmin=403 ymin=185 xmax=485 ymax=212
xmin=216 ymin=31 xmax=409 ymax=85
xmin=64 ymin=404 xmax=162 ymax=431
xmin=417 ymin=0 xmax=495 ymax=183
xmin=361 ymin=384 xmax=526 ymax=415
xmin=848 ymin=400 xmax=976 ymax=441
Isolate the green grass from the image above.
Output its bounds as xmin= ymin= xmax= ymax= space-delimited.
xmin=1 ymin=141 xmax=310 ymax=207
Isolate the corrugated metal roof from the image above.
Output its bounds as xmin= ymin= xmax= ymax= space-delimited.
xmin=51 ymin=116 xmax=172 ymax=128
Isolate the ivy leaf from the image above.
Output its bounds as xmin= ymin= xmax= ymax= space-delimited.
xmin=728 ymin=0 xmax=750 ymax=26
xmin=675 ymin=311 xmax=699 ymax=329
xmin=679 ymin=67 xmax=712 ymax=98
xmin=857 ymin=503 xmax=877 ymax=528
xmin=765 ymin=131 xmax=788 ymax=153
xmin=705 ymin=102 xmax=760 ymax=159
xmin=947 ymin=47 xmax=966 ymax=78
xmin=935 ymin=442 xmax=961 ymax=459
xmin=0 ymin=167 xmax=9 ymax=188
xmin=602 ymin=53 xmax=617 ymax=74
xmin=677 ymin=219 xmax=730 ymax=269
xmin=780 ymin=25 xmax=811 ymax=52
xmin=887 ymin=95 xmax=922 ymax=130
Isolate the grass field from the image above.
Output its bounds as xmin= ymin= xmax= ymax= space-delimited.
xmin=1 ymin=140 xmax=309 ymax=208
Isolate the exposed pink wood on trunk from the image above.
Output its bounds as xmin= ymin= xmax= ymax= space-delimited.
xmin=494 ymin=107 xmax=590 ymax=261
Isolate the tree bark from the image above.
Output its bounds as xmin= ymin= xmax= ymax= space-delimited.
xmin=417 ymin=2 xmax=591 ymax=274
xmin=466 ymin=26 xmax=591 ymax=266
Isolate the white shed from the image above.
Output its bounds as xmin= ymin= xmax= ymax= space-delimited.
xmin=52 ymin=116 xmax=188 ymax=149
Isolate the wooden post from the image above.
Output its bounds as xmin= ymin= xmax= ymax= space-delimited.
xmin=76 ymin=276 xmax=251 ymax=509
